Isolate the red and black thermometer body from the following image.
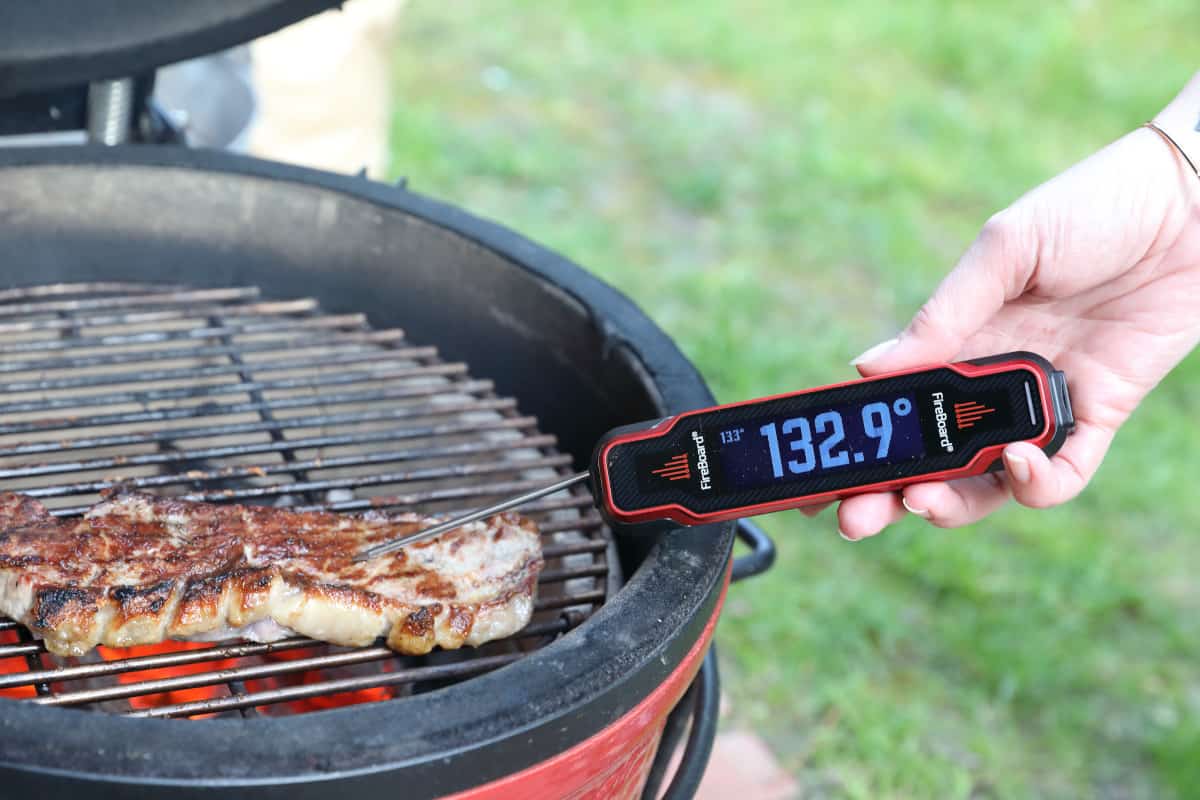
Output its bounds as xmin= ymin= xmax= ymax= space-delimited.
xmin=590 ymin=351 xmax=1074 ymax=527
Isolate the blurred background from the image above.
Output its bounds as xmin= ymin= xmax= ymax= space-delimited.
xmin=247 ymin=2 xmax=1197 ymax=797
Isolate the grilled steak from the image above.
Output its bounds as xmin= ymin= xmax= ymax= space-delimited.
xmin=0 ymin=492 xmax=542 ymax=657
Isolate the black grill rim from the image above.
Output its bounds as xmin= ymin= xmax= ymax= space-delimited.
xmin=0 ymin=146 xmax=734 ymax=797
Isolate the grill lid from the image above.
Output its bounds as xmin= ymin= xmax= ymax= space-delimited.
xmin=0 ymin=0 xmax=341 ymax=97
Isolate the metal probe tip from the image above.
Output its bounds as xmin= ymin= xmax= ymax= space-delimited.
xmin=354 ymin=471 xmax=591 ymax=561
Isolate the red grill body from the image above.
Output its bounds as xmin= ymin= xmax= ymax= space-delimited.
xmin=447 ymin=570 xmax=728 ymax=800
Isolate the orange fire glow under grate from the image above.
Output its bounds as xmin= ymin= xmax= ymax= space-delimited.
xmin=92 ymin=640 xmax=396 ymax=717
xmin=0 ymin=629 xmax=36 ymax=699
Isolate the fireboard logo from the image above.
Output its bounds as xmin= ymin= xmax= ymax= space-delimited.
xmin=954 ymin=401 xmax=996 ymax=430
xmin=651 ymin=453 xmax=691 ymax=481
xmin=691 ymin=431 xmax=712 ymax=491
xmin=931 ymin=392 xmax=954 ymax=453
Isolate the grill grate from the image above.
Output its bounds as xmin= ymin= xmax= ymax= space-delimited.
xmin=0 ymin=283 xmax=616 ymax=719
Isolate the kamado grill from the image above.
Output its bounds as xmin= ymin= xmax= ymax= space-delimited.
xmin=0 ymin=3 xmax=775 ymax=799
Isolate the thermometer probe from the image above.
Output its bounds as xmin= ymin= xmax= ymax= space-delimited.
xmin=357 ymin=351 xmax=1073 ymax=560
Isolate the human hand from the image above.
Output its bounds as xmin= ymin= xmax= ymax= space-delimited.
xmin=828 ymin=72 xmax=1200 ymax=540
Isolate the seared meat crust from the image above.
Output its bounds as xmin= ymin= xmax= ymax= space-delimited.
xmin=0 ymin=492 xmax=542 ymax=657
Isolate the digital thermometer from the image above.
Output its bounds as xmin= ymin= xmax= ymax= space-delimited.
xmin=358 ymin=351 xmax=1073 ymax=558
xmin=589 ymin=351 xmax=1073 ymax=526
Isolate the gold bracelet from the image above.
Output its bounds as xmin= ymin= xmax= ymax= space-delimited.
xmin=1144 ymin=120 xmax=1200 ymax=183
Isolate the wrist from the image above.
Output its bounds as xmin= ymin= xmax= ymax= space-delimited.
xmin=1151 ymin=71 xmax=1200 ymax=198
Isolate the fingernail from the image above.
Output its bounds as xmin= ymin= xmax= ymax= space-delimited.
xmin=838 ymin=528 xmax=856 ymax=542
xmin=901 ymin=496 xmax=931 ymax=518
xmin=1006 ymin=451 xmax=1031 ymax=483
xmin=850 ymin=337 xmax=900 ymax=366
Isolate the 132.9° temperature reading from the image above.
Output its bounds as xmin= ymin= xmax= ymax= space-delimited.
xmin=758 ymin=397 xmax=915 ymax=478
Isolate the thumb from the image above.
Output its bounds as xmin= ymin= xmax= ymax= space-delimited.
xmin=852 ymin=212 xmax=1033 ymax=377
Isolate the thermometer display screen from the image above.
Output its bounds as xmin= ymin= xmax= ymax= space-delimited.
xmin=712 ymin=395 xmax=924 ymax=491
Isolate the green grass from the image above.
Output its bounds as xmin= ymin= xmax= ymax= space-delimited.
xmin=385 ymin=3 xmax=1199 ymax=796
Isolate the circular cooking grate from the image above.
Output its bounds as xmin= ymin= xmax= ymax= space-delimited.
xmin=0 ymin=282 xmax=616 ymax=718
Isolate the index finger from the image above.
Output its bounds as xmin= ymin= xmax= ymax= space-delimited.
xmin=856 ymin=212 xmax=1037 ymax=377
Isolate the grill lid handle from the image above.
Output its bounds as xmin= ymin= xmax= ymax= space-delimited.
xmin=731 ymin=519 xmax=775 ymax=582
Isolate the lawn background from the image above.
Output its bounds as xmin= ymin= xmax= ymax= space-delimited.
xmin=385 ymin=3 xmax=1198 ymax=797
